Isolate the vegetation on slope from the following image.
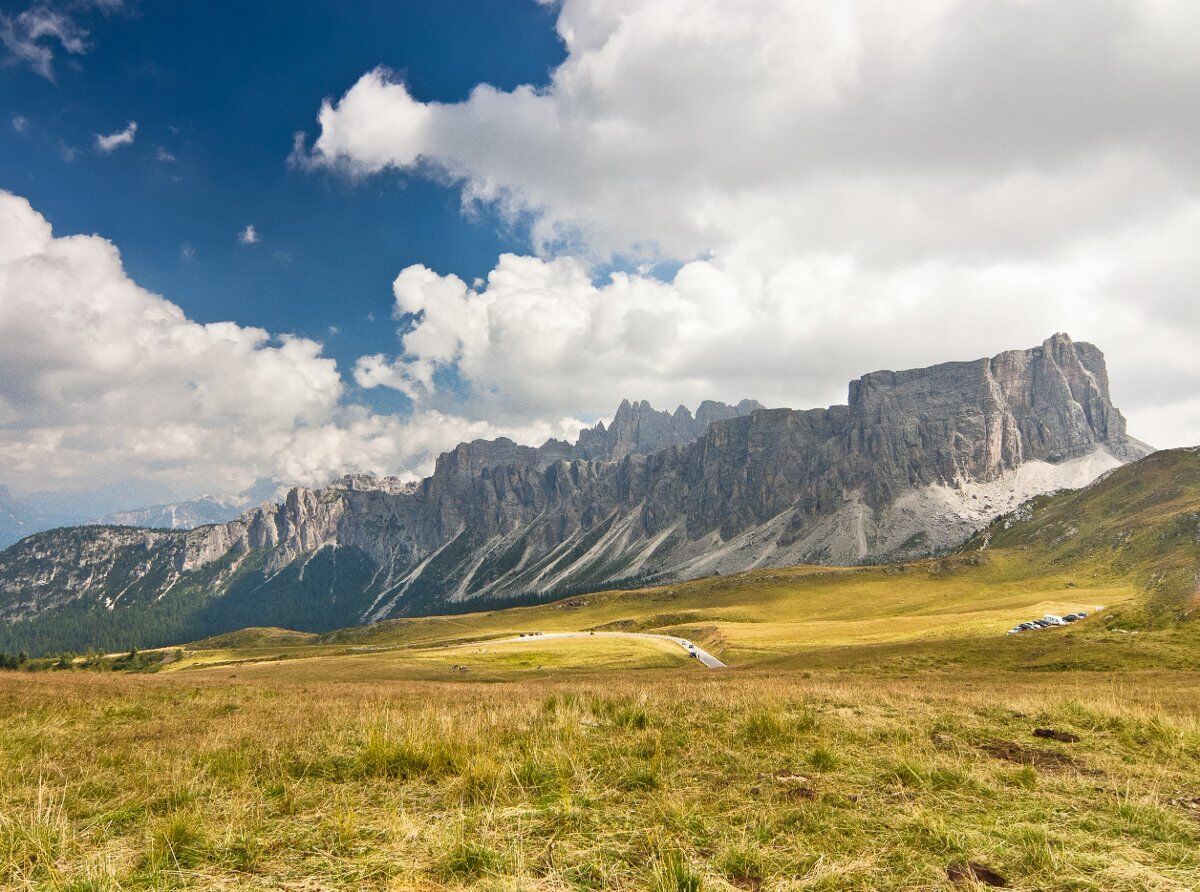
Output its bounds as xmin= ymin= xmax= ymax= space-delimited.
xmin=138 ymin=446 xmax=1199 ymax=679
xmin=1 ymin=669 xmax=1197 ymax=891
xmin=971 ymin=446 xmax=1200 ymax=624
xmin=2 ymin=451 xmax=1198 ymax=889
xmin=0 ymin=545 xmax=387 ymax=656
xmin=3 ymin=447 xmax=1196 ymax=661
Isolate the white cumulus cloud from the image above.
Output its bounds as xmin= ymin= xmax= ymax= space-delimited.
xmin=238 ymin=224 xmax=259 ymax=245
xmin=302 ymin=0 xmax=1200 ymax=266
xmin=354 ymin=212 xmax=1200 ymax=451
xmin=0 ymin=191 xmax=577 ymax=498
xmin=307 ymin=0 xmax=1200 ymax=448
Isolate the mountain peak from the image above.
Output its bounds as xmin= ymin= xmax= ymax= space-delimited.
xmin=0 ymin=336 xmax=1151 ymax=653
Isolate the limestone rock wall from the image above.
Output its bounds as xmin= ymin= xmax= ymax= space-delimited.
xmin=0 ymin=335 xmax=1149 ymax=625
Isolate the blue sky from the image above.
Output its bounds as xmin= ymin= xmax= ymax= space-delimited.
xmin=1 ymin=0 xmax=563 ymax=417
xmin=2 ymin=0 xmax=1198 ymax=501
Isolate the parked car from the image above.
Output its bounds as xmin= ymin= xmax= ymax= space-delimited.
xmin=1007 ymin=612 xmax=1093 ymax=635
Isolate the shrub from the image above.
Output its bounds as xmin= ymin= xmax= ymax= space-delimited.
xmin=720 ymin=842 xmax=766 ymax=887
xmin=806 ymin=746 xmax=839 ymax=772
xmin=354 ymin=725 xmax=459 ymax=780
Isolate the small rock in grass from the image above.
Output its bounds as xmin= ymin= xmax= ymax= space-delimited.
xmin=772 ymin=769 xmax=816 ymax=800
xmin=1033 ymin=728 xmax=1080 ymax=743
xmin=789 ymin=787 xmax=817 ymax=801
xmin=947 ymin=861 xmax=1008 ymax=887
xmin=772 ymin=769 xmax=810 ymax=783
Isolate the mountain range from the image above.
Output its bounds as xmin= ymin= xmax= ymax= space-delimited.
xmin=88 ymin=479 xmax=294 ymax=532
xmin=0 ymin=479 xmax=294 ymax=551
xmin=0 ymin=334 xmax=1151 ymax=654
xmin=0 ymin=480 xmax=177 ymax=549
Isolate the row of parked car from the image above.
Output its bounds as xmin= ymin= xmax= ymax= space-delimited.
xmin=1008 ymin=612 xmax=1088 ymax=634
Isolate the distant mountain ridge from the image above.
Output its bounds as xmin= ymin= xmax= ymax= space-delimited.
xmin=0 ymin=480 xmax=178 ymax=549
xmin=0 ymin=486 xmax=33 ymax=550
xmin=0 ymin=335 xmax=1151 ymax=654
xmin=91 ymin=480 xmax=293 ymax=532
xmin=0 ymin=477 xmax=296 ymax=549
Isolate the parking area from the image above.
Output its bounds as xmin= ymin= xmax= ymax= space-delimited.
xmin=1007 ymin=610 xmax=1099 ymax=635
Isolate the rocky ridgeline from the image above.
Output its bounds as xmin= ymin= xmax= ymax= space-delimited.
xmin=0 ymin=335 xmax=1150 ymax=635
xmin=431 ymin=397 xmax=766 ymax=481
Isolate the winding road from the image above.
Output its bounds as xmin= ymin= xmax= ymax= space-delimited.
xmin=491 ymin=630 xmax=728 ymax=669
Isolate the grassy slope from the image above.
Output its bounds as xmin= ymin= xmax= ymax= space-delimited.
xmin=2 ymin=451 xmax=1199 ymax=890
xmin=1 ymin=668 xmax=1197 ymax=890
xmin=156 ymin=448 xmax=1200 ymax=679
xmin=973 ymin=446 xmax=1200 ymax=622
xmin=171 ymin=633 xmax=689 ymax=680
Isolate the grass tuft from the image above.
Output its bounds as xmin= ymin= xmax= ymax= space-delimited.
xmin=146 ymin=812 xmax=208 ymax=870
xmin=740 ymin=710 xmax=788 ymax=744
xmin=435 ymin=834 xmax=508 ymax=881
xmin=651 ymin=850 xmax=703 ymax=891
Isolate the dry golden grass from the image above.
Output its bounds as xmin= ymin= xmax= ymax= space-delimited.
xmin=172 ymin=634 xmax=690 ymax=682
xmin=9 ymin=450 xmax=1200 ymax=888
xmin=1 ymin=663 xmax=1198 ymax=891
xmin=163 ymin=547 xmax=1138 ymax=680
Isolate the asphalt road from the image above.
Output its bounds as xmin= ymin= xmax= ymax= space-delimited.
xmin=491 ymin=630 xmax=728 ymax=669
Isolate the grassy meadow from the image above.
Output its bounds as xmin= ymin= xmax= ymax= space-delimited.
xmin=4 ymin=560 xmax=1200 ymax=892
xmin=2 ymin=450 xmax=1198 ymax=889
xmin=2 ymin=663 xmax=1199 ymax=891
xmin=159 ymin=546 xmax=1137 ymax=680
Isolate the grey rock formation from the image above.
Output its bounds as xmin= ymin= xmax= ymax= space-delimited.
xmin=576 ymin=398 xmax=766 ymax=461
xmin=0 ymin=335 xmax=1150 ymax=650
xmin=434 ymin=398 xmax=764 ymax=481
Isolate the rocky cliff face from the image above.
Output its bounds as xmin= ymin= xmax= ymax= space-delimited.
xmin=433 ymin=398 xmax=764 ymax=482
xmin=576 ymin=398 xmax=766 ymax=462
xmin=0 ymin=335 xmax=1150 ymax=651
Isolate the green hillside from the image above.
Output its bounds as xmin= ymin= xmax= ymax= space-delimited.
xmin=971 ymin=447 xmax=1200 ymax=624
xmin=4 ymin=451 xmax=1199 ymax=891
xmin=5 ymin=448 xmax=1197 ymax=667
xmin=139 ymin=448 xmax=1199 ymax=680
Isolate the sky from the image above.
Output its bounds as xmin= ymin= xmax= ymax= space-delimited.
xmin=2 ymin=0 xmax=1199 ymax=501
